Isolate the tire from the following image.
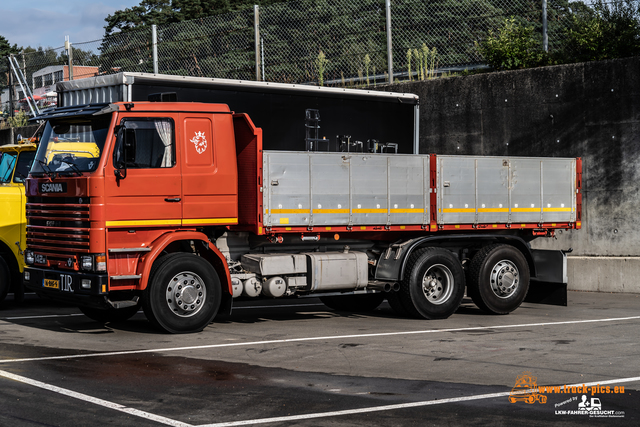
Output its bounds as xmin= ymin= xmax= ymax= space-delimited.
xmin=0 ymin=257 xmax=10 ymax=303
xmin=80 ymin=304 xmax=141 ymax=323
xmin=467 ymin=244 xmax=530 ymax=315
xmin=320 ymin=293 xmax=385 ymax=312
xmin=143 ymin=253 xmax=221 ymax=334
xmin=399 ymin=247 xmax=466 ymax=319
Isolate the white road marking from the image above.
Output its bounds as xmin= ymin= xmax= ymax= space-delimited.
xmin=1 ymin=315 xmax=638 ymax=364
xmin=196 ymin=376 xmax=640 ymax=427
xmin=0 ymin=369 xmax=193 ymax=427
xmin=1 ymin=368 xmax=638 ymax=427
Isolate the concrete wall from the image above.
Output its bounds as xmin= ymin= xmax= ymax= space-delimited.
xmin=381 ymin=57 xmax=640 ymax=292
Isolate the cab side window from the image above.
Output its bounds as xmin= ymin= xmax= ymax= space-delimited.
xmin=14 ymin=151 xmax=36 ymax=183
xmin=115 ymin=118 xmax=175 ymax=168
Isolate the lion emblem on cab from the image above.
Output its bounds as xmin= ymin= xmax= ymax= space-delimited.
xmin=190 ymin=131 xmax=208 ymax=154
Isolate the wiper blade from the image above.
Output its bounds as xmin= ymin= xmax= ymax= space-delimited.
xmin=37 ymin=160 xmax=56 ymax=179
xmin=60 ymin=160 xmax=83 ymax=177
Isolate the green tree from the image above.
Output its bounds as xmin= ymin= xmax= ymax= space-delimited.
xmin=104 ymin=0 xmax=287 ymax=37
xmin=563 ymin=0 xmax=640 ymax=62
xmin=1 ymin=34 xmax=20 ymax=86
xmin=104 ymin=0 xmax=174 ymax=36
xmin=476 ymin=17 xmax=548 ymax=70
xmin=100 ymin=0 xmax=277 ymax=78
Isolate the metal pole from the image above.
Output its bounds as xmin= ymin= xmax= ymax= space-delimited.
xmin=65 ymin=36 xmax=74 ymax=80
xmin=9 ymin=56 xmax=37 ymax=116
xmin=8 ymin=59 xmax=14 ymax=118
xmin=385 ymin=0 xmax=393 ymax=83
xmin=11 ymin=56 xmax=38 ymax=107
xmin=542 ymin=0 xmax=548 ymax=52
xmin=254 ymin=5 xmax=261 ymax=81
xmin=261 ymin=36 xmax=265 ymax=81
xmin=152 ymin=24 xmax=158 ymax=74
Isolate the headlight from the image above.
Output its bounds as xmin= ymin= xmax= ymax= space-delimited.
xmin=81 ymin=255 xmax=93 ymax=271
xmin=25 ymin=250 xmax=34 ymax=265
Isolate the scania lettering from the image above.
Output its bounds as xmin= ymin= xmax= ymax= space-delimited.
xmin=40 ymin=183 xmax=66 ymax=193
xmin=23 ymin=76 xmax=580 ymax=333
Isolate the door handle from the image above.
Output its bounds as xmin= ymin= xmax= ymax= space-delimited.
xmin=164 ymin=198 xmax=181 ymax=202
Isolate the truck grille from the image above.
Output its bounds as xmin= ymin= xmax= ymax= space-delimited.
xmin=26 ymin=197 xmax=91 ymax=267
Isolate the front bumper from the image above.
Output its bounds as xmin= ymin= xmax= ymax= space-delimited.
xmin=24 ymin=266 xmax=110 ymax=308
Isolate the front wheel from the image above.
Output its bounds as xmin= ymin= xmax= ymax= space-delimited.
xmin=399 ymin=247 xmax=465 ymax=319
xmin=467 ymin=244 xmax=530 ymax=314
xmin=143 ymin=253 xmax=221 ymax=334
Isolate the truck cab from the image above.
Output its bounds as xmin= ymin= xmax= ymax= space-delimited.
xmin=23 ymin=101 xmax=239 ymax=329
xmin=0 ymin=141 xmax=37 ymax=303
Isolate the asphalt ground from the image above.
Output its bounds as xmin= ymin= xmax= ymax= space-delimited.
xmin=0 ymin=291 xmax=638 ymax=426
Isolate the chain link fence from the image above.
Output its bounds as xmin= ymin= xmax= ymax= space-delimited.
xmin=1 ymin=0 xmax=594 ymax=117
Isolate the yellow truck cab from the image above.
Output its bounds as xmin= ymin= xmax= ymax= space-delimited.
xmin=0 ymin=141 xmax=37 ymax=303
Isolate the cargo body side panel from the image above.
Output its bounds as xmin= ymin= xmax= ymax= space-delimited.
xmin=263 ymin=152 xmax=431 ymax=228
xmin=436 ymin=156 xmax=576 ymax=226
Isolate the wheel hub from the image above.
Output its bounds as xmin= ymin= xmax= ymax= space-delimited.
xmin=490 ymin=260 xmax=519 ymax=298
xmin=166 ymin=272 xmax=206 ymax=317
xmin=421 ymin=264 xmax=454 ymax=305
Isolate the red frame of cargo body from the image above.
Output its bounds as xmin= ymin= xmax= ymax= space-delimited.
xmin=231 ymin=114 xmax=582 ymax=237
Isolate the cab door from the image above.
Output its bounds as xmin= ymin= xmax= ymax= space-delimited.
xmin=104 ymin=117 xmax=182 ymax=228
xmin=180 ymin=113 xmax=237 ymax=226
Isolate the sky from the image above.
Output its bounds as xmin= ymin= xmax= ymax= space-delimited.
xmin=2 ymin=1 xmax=142 ymax=49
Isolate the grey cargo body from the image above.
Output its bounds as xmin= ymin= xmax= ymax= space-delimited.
xmin=55 ymin=72 xmax=420 ymax=153
xmin=263 ymin=151 xmax=577 ymax=227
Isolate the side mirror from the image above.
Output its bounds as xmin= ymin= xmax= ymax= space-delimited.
xmin=114 ymin=127 xmax=136 ymax=182
xmin=16 ymin=134 xmax=22 ymax=142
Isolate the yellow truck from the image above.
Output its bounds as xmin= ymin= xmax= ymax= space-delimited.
xmin=0 ymin=140 xmax=37 ymax=303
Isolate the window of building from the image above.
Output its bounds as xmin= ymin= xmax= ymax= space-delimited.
xmin=44 ymin=74 xmax=53 ymax=86
xmin=53 ymin=70 xmax=63 ymax=82
xmin=34 ymin=75 xmax=43 ymax=88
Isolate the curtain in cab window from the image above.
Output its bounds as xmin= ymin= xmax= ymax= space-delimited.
xmin=122 ymin=119 xmax=174 ymax=168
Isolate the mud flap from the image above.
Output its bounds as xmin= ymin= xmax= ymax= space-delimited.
xmin=525 ymin=281 xmax=567 ymax=306
xmin=215 ymin=291 xmax=234 ymax=321
xmin=525 ymin=249 xmax=568 ymax=306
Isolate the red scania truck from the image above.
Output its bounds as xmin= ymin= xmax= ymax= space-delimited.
xmin=23 ymin=74 xmax=581 ymax=333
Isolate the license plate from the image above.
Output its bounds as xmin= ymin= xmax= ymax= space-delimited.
xmin=44 ymin=279 xmax=59 ymax=289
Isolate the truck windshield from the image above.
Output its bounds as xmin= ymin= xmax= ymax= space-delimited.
xmin=31 ymin=115 xmax=111 ymax=175
xmin=0 ymin=152 xmax=17 ymax=183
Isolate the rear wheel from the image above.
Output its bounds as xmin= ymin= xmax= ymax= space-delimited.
xmin=320 ymin=293 xmax=385 ymax=312
xmin=467 ymin=244 xmax=530 ymax=314
xmin=399 ymin=247 xmax=465 ymax=319
xmin=80 ymin=304 xmax=141 ymax=323
xmin=0 ymin=257 xmax=10 ymax=303
xmin=143 ymin=253 xmax=221 ymax=334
